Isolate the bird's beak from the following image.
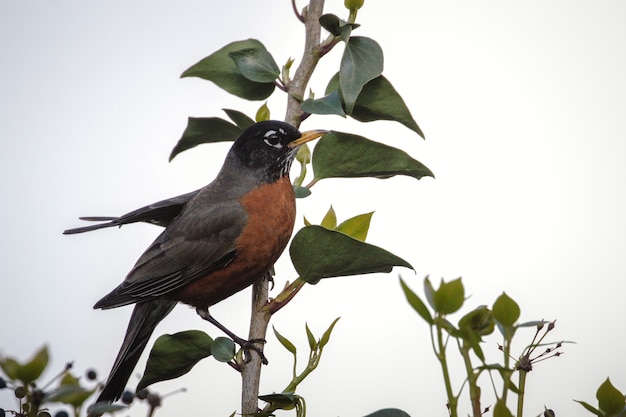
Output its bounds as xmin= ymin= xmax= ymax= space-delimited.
xmin=288 ymin=130 xmax=329 ymax=148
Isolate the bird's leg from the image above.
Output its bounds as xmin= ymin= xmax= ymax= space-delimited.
xmin=195 ymin=307 xmax=268 ymax=365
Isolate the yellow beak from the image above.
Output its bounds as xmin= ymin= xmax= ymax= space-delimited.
xmin=288 ymin=129 xmax=329 ymax=148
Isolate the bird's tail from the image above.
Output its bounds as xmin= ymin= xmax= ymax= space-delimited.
xmin=95 ymin=299 xmax=177 ymax=404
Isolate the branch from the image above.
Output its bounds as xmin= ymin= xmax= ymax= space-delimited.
xmin=241 ymin=1 xmax=325 ymax=415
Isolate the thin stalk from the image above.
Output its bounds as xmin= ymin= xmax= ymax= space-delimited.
xmin=435 ymin=317 xmax=457 ymax=417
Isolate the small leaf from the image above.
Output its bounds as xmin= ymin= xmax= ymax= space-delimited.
xmin=574 ymin=400 xmax=603 ymax=416
xmin=423 ymin=276 xmax=437 ymax=312
xmin=273 ymin=326 xmax=297 ymax=355
xmin=294 ymin=186 xmax=312 ymax=199
xmin=363 ymin=409 xmax=411 ymax=417
xmin=305 ymin=324 xmax=317 ymax=351
xmin=493 ymin=399 xmax=514 ymax=417
xmin=597 ymin=378 xmax=625 ymax=415
xmin=87 ymin=403 xmax=127 ymax=415
xmin=211 ymin=337 xmax=236 ymax=363
xmin=46 ymin=384 xmax=95 ymax=407
xmin=138 ymin=330 xmax=213 ymax=390
xmin=181 ymin=39 xmax=275 ymax=100
xmin=340 ymin=36 xmax=384 ymax=114
xmin=229 ymin=48 xmax=280 ymax=83
xmin=400 ymin=277 xmax=433 ymax=325
xmin=301 ymin=90 xmax=346 ymax=117
xmin=458 ymin=306 xmax=494 ymax=337
xmin=321 ymin=206 xmax=337 ymax=229
xmin=319 ymin=14 xmax=359 ymax=41
xmin=259 ymin=392 xmax=298 ymax=408
xmin=3 ymin=345 xmax=50 ymax=385
xmin=0 ymin=357 xmax=20 ymax=380
xmin=492 ymin=292 xmax=521 ymax=327
xmin=256 ymin=102 xmax=271 ymax=121
xmin=169 ymin=117 xmax=242 ymax=161
xmin=290 ymin=226 xmax=413 ymax=284
xmin=336 ymin=211 xmax=373 ymax=241
xmin=223 ymin=109 xmax=255 ymax=129
xmin=312 ymin=131 xmax=434 ymax=181
xmin=319 ymin=317 xmax=341 ymax=348
xmin=432 ymin=278 xmax=464 ymax=315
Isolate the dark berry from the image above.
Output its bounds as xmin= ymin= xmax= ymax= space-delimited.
xmin=14 ymin=385 xmax=27 ymax=398
xmin=135 ymin=388 xmax=149 ymax=400
xmin=121 ymin=390 xmax=134 ymax=404
xmin=0 ymin=376 xmax=7 ymax=389
xmin=37 ymin=412 xmax=52 ymax=417
xmin=55 ymin=411 xmax=69 ymax=417
xmin=85 ymin=369 xmax=97 ymax=381
xmin=0 ymin=408 xmax=5 ymax=417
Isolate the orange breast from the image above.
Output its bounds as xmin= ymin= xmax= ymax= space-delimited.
xmin=173 ymin=176 xmax=296 ymax=308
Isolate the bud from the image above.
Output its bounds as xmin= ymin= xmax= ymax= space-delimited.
xmin=344 ymin=0 xmax=364 ymax=11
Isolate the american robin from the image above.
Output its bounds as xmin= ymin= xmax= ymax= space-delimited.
xmin=64 ymin=120 xmax=326 ymax=404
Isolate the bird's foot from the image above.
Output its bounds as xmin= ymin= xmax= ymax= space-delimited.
xmin=196 ymin=308 xmax=268 ymax=365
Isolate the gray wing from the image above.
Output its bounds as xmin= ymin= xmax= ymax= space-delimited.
xmin=94 ymin=196 xmax=247 ymax=309
xmin=63 ymin=190 xmax=199 ymax=234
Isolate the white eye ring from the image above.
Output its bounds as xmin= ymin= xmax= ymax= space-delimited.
xmin=263 ymin=130 xmax=283 ymax=148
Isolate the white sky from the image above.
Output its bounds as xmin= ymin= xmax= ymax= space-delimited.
xmin=1 ymin=1 xmax=625 ymax=416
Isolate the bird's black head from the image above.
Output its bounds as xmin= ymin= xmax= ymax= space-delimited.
xmin=230 ymin=120 xmax=326 ymax=182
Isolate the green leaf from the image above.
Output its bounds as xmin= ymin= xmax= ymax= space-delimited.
xmin=138 ymin=330 xmax=213 ymax=390
xmin=326 ymin=74 xmax=424 ymax=137
xmin=256 ymin=101 xmax=271 ymax=121
xmin=211 ymin=337 xmax=236 ymax=363
xmin=290 ymin=225 xmax=413 ymax=284
xmin=492 ymin=292 xmax=521 ymax=327
xmin=574 ymin=400 xmax=603 ymax=416
xmin=46 ymin=384 xmax=95 ymax=407
xmin=493 ymin=399 xmax=514 ymax=417
xmin=301 ymin=90 xmax=346 ymax=117
xmin=294 ymin=186 xmax=311 ymax=198
xmin=363 ymin=409 xmax=411 ymax=417
xmin=87 ymin=403 xmax=127 ymax=415
xmin=0 ymin=346 xmax=50 ymax=385
xmin=340 ymin=36 xmax=384 ymax=114
xmin=319 ymin=14 xmax=359 ymax=41
xmin=597 ymin=378 xmax=625 ymax=415
xmin=319 ymin=317 xmax=341 ymax=348
xmin=321 ymin=206 xmax=337 ymax=229
xmin=305 ymin=324 xmax=317 ymax=351
xmin=431 ymin=278 xmax=464 ymax=315
xmin=312 ymin=131 xmax=434 ymax=181
xmin=259 ymin=392 xmax=298 ymax=408
xmin=400 ymin=277 xmax=433 ymax=325
xmin=223 ymin=109 xmax=255 ymax=129
xmin=458 ymin=306 xmax=495 ymax=337
xmin=228 ymin=48 xmax=279 ymax=83
xmin=423 ymin=276 xmax=437 ymax=312
xmin=273 ymin=326 xmax=297 ymax=355
xmin=169 ymin=117 xmax=242 ymax=161
xmin=336 ymin=212 xmax=373 ymax=241
xmin=181 ymin=39 xmax=275 ymax=100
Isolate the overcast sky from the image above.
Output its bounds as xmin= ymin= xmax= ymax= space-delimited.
xmin=1 ymin=1 xmax=625 ymax=416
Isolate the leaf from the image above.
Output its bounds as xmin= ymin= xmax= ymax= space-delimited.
xmin=256 ymin=101 xmax=271 ymax=121
xmin=319 ymin=14 xmax=359 ymax=41
xmin=46 ymin=384 xmax=95 ymax=407
xmin=169 ymin=117 xmax=242 ymax=161
xmin=138 ymin=330 xmax=213 ymax=390
xmin=363 ymin=409 xmax=411 ymax=417
xmin=294 ymin=186 xmax=311 ymax=198
xmin=300 ymin=90 xmax=346 ymax=117
xmin=493 ymin=399 xmax=514 ymax=417
xmin=181 ymin=39 xmax=275 ymax=100
xmin=259 ymin=392 xmax=298 ymax=408
xmin=458 ymin=306 xmax=494 ymax=337
xmin=574 ymin=400 xmax=603 ymax=416
xmin=340 ymin=36 xmax=384 ymax=114
xmin=423 ymin=276 xmax=437 ymax=312
xmin=492 ymin=292 xmax=521 ymax=327
xmin=228 ymin=48 xmax=279 ymax=83
xmin=223 ymin=109 xmax=255 ymax=129
xmin=400 ymin=277 xmax=433 ymax=325
xmin=211 ymin=337 xmax=236 ymax=363
xmin=597 ymin=378 xmax=625 ymax=415
xmin=273 ymin=326 xmax=297 ymax=355
xmin=0 ymin=345 xmax=50 ymax=385
xmin=326 ymin=74 xmax=424 ymax=137
xmin=319 ymin=317 xmax=341 ymax=348
xmin=305 ymin=324 xmax=317 ymax=351
xmin=289 ymin=225 xmax=413 ymax=284
xmin=336 ymin=212 xmax=373 ymax=241
xmin=431 ymin=278 xmax=464 ymax=315
xmin=312 ymin=131 xmax=434 ymax=181
xmin=321 ymin=206 xmax=337 ymax=229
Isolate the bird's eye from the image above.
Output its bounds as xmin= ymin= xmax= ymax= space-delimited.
xmin=263 ymin=130 xmax=283 ymax=148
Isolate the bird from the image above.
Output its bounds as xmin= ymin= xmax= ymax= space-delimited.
xmin=64 ymin=120 xmax=327 ymax=404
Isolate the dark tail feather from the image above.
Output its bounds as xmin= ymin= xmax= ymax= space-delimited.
xmin=63 ymin=218 xmax=121 ymax=235
xmin=95 ymin=299 xmax=177 ymax=403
